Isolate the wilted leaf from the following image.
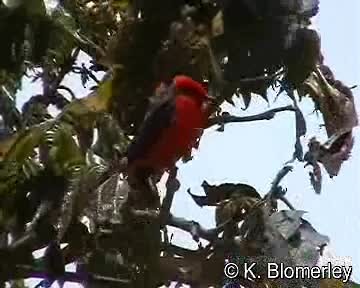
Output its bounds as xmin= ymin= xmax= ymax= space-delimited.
xmin=284 ymin=28 xmax=321 ymax=86
xmin=187 ymin=181 xmax=260 ymax=207
xmin=303 ymin=65 xmax=358 ymax=137
xmin=304 ymin=130 xmax=354 ymax=180
xmin=309 ymin=164 xmax=322 ymax=194
xmin=215 ymin=196 xmax=260 ymax=226
xmin=269 ymin=210 xmax=306 ymax=240
xmin=238 ymin=91 xmax=251 ymax=110
xmin=239 ymin=205 xmax=291 ymax=258
xmin=287 ymin=106 xmax=307 ymax=162
xmin=289 ymin=219 xmax=329 ymax=267
xmin=295 ymin=107 xmax=307 ymax=138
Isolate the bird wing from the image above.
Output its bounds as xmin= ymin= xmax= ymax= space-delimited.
xmin=126 ymin=83 xmax=177 ymax=164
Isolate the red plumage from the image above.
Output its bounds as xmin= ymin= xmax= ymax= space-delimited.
xmin=127 ymin=75 xmax=213 ymax=178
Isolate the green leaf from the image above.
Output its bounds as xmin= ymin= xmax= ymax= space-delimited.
xmin=48 ymin=123 xmax=85 ymax=173
xmin=112 ymin=0 xmax=130 ymax=10
xmin=51 ymin=7 xmax=77 ymax=34
xmin=0 ymin=75 xmax=113 ymax=163
xmin=3 ymin=120 xmax=54 ymax=163
xmin=24 ymin=0 xmax=46 ymax=17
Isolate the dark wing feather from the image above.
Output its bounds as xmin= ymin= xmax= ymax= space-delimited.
xmin=127 ymin=85 xmax=176 ymax=164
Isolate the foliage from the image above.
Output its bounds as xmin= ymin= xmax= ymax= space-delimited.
xmin=0 ymin=0 xmax=358 ymax=287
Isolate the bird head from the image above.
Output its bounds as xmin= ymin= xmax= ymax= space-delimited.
xmin=173 ymin=75 xmax=215 ymax=104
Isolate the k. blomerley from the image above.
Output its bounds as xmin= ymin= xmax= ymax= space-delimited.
xmin=267 ymin=262 xmax=352 ymax=283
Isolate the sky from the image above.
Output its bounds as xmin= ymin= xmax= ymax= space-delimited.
xmin=12 ymin=1 xmax=360 ymax=287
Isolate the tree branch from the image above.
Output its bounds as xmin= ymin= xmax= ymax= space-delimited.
xmin=207 ymin=105 xmax=296 ymax=128
xmin=168 ymin=214 xmax=224 ymax=242
xmin=161 ymin=243 xmax=207 ymax=259
xmin=265 ymin=165 xmax=295 ymax=210
xmin=236 ymin=68 xmax=285 ymax=84
xmin=160 ymin=167 xmax=179 ymax=227
xmin=1 ymin=265 xmax=130 ymax=286
xmin=128 ymin=208 xmax=160 ymax=221
xmin=269 ymin=165 xmax=293 ymax=194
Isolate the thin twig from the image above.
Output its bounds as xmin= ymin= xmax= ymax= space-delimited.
xmin=264 ymin=165 xmax=295 ymax=210
xmin=269 ymin=165 xmax=293 ymax=195
xmin=168 ymin=214 xmax=226 ymax=242
xmin=129 ymin=208 xmax=160 ymax=220
xmin=57 ymin=85 xmax=77 ymax=100
xmin=207 ymin=105 xmax=296 ymax=128
xmin=279 ymin=196 xmax=295 ymax=210
xmin=237 ymin=68 xmax=285 ymax=84
xmin=160 ymin=167 xmax=179 ymax=227
xmin=161 ymin=243 xmax=207 ymax=259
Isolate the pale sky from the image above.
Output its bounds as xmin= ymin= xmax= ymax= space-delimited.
xmin=14 ymin=1 xmax=360 ymax=287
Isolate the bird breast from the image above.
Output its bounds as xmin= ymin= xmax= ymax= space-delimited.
xmin=144 ymin=95 xmax=206 ymax=170
xmin=175 ymin=95 xmax=206 ymax=151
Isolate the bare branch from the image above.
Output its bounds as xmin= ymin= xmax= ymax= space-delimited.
xmin=128 ymin=208 xmax=160 ymax=221
xmin=237 ymin=68 xmax=285 ymax=84
xmin=265 ymin=165 xmax=295 ymax=210
xmin=207 ymin=105 xmax=296 ymax=128
xmin=269 ymin=165 xmax=294 ymax=194
xmin=160 ymin=167 xmax=179 ymax=227
xmin=279 ymin=196 xmax=296 ymax=210
xmin=161 ymin=243 xmax=206 ymax=258
xmin=168 ymin=214 xmax=224 ymax=242
xmin=2 ymin=265 xmax=130 ymax=286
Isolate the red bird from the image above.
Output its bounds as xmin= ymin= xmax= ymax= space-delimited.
xmin=126 ymin=75 xmax=214 ymax=181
